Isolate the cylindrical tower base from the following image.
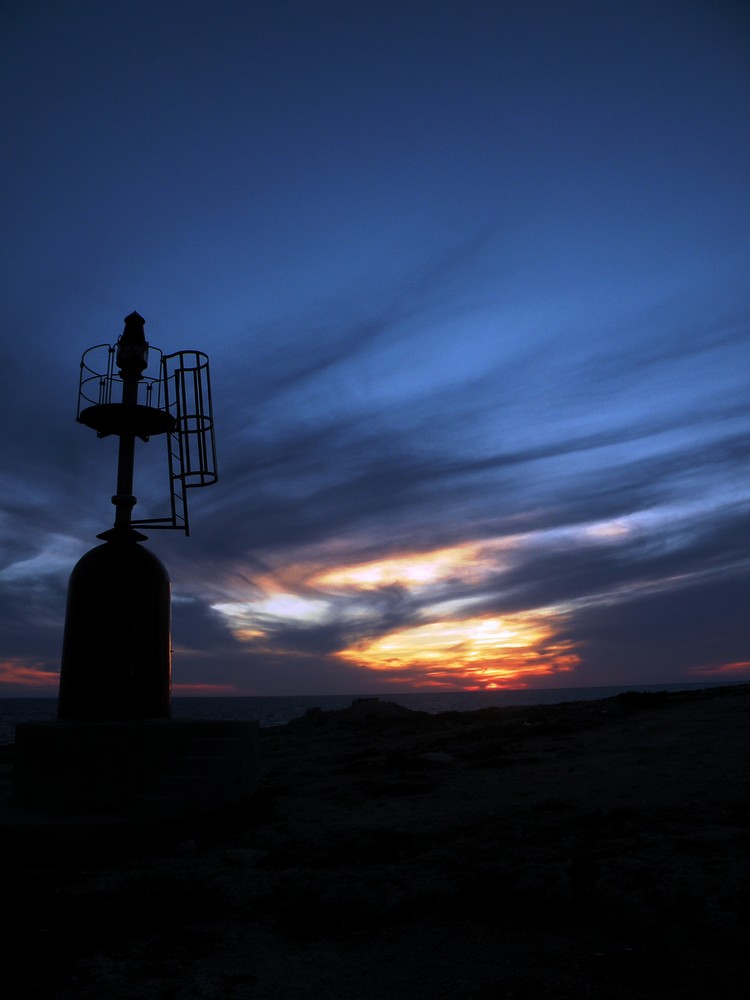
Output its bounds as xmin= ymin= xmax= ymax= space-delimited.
xmin=58 ymin=536 xmax=171 ymax=720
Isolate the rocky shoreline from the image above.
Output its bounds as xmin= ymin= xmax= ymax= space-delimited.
xmin=3 ymin=684 xmax=750 ymax=998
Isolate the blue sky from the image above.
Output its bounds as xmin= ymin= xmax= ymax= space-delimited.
xmin=1 ymin=1 xmax=749 ymax=696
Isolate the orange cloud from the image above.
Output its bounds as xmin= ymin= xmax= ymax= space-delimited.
xmin=215 ymin=536 xmax=590 ymax=689
xmin=336 ymin=611 xmax=579 ymax=689
xmin=0 ymin=658 xmax=59 ymax=692
xmin=171 ymin=682 xmax=242 ymax=695
xmin=688 ymin=659 xmax=750 ymax=677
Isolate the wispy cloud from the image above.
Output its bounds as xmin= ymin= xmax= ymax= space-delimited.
xmin=0 ymin=658 xmax=59 ymax=694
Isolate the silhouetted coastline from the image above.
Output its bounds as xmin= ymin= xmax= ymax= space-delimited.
xmin=0 ymin=679 xmax=738 ymax=744
xmin=2 ymin=683 xmax=749 ymax=998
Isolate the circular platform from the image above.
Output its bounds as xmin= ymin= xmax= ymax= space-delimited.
xmin=79 ymin=403 xmax=176 ymax=438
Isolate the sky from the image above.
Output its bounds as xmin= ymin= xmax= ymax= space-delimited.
xmin=1 ymin=0 xmax=749 ymax=697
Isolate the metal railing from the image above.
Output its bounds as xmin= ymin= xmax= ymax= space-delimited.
xmin=77 ymin=342 xmax=217 ymax=534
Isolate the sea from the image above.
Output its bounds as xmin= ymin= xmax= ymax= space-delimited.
xmin=0 ymin=680 xmax=737 ymax=746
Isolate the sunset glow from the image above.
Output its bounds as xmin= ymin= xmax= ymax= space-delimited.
xmin=336 ymin=612 xmax=579 ymax=687
xmin=208 ymin=536 xmax=585 ymax=688
xmin=0 ymin=658 xmax=59 ymax=693
xmin=205 ymin=522 xmax=750 ymax=692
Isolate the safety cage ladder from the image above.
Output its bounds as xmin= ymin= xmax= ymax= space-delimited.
xmin=131 ymin=350 xmax=217 ymax=535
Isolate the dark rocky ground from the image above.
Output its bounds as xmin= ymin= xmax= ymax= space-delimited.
xmin=2 ymin=684 xmax=750 ymax=998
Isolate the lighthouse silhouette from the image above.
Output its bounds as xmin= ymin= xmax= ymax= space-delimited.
xmin=58 ymin=311 xmax=217 ymax=720
xmin=13 ymin=313 xmax=258 ymax=821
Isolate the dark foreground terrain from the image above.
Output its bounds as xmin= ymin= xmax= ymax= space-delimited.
xmin=2 ymin=684 xmax=750 ymax=998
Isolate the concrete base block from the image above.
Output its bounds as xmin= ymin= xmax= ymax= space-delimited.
xmin=12 ymin=719 xmax=259 ymax=818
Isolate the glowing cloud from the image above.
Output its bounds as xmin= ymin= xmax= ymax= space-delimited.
xmin=688 ymin=659 xmax=750 ymax=678
xmin=313 ymin=542 xmax=504 ymax=590
xmin=0 ymin=658 xmax=59 ymax=692
xmin=336 ymin=611 xmax=579 ymax=689
xmin=212 ymin=593 xmax=328 ymax=631
xmin=212 ymin=528 xmax=642 ymax=687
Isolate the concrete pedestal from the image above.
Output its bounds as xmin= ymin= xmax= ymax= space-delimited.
xmin=12 ymin=719 xmax=259 ymax=819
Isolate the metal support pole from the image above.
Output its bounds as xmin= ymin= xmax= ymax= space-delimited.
xmin=112 ymin=373 xmax=138 ymax=529
xmin=109 ymin=311 xmax=149 ymax=533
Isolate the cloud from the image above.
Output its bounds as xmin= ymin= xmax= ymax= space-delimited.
xmin=689 ymin=660 xmax=750 ymax=679
xmin=171 ymin=596 xmax=245 ymax=654
xmin=0 ymin=658 xmax=59 ymax=696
